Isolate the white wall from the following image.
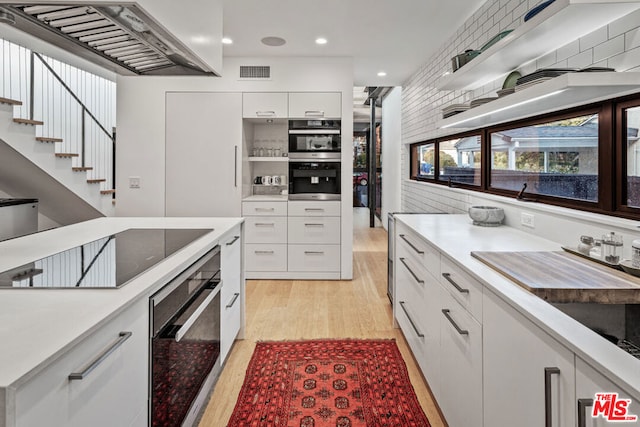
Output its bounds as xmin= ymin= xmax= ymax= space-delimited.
xmin=381 ymin=86 xmax=402 ymax=228
xmin=115 ymin=56 xmax=354 ymax=278
xmin=400 ymin=0 xmax=640 ymax=258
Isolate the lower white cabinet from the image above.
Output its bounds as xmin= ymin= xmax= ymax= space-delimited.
xmin=439 ymin=287 xmax=483 ymax=427
xmin=220 ymin=226 xmax=243 ymax=363
xmin=483 ymin=290 xmax=576 ymax=427
xmin=288 ymin=244 xmax=340 ymax=272
xmin=575 ymin=358 xmax=640 ymax=427
xmin=14 ymin=299 xmax=148 ymax=427
xmin=245 ymin=244 xmax=287 ymax=271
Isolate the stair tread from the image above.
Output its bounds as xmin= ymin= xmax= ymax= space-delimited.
xmin=36 ymin=137 xmax=63 ymax=143
xmin=72 ymin=167 xmax=93 ymax=171
xmin=100 ymin=189 xmax=116 ymax=195
xmin=13 ymin=118 xmax=44 ymax=126
xmin=87 ymin=179 xmax=106 ymax=183
xmin=55 ymin=153 xmax=79 ymax=157
xmin=0 ymin=97 xmax=22 ymax=106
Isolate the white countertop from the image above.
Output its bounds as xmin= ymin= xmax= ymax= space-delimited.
xmin=395 ymin=214 xmax=640 ymax=398
xmin=242 ymin=195 xmax=288 ymax=202
xmin=0 ymin=217 xmax=243 ymax=389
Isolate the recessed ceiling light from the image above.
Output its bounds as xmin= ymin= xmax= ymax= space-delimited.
xmin=377 ymin=71 xmax=387 ymax=77
xmin=261 ymin=36 xmax=286 ymax=47
xmin=315 ymin=38 xmax=328 ymax=45
xmin=222 ymin=37 xmax=233 ymax=45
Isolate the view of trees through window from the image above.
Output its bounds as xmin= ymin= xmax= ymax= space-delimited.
xmin=625 ymin=105 xmax=640 ymax=208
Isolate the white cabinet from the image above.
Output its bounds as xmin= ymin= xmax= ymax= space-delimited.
xmin=14 ymin=299 xmax=148 ymax=427
xmin=166 ymin=92 xmax=242 ymax=216
xmin=288 ymin=244 xmax=340 ymax=272
xmin=483 ymin=289 xmax=576 ymax=427
xmin=288 ymin=200 xmax=340 ymax=217
xmin=439 ymin=288 xmax=483 ymax=427
xmin=243 ymin=92 xmax=288 ymax=118
xmin=575 ymin=357 xmax=640 ymax=427
xmin=288 ymin=92 xmax=341 ymax=119
xmin=242 ymin=201 xmax=288 ymax=275
xmin=288 ymin=216 xmax=340 ymax=244
xmin=220 ymin=226 xmax=243 ymax=363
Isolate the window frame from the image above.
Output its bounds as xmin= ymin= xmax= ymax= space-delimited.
xmin=408 ymin=92 xmax=640 ymax=220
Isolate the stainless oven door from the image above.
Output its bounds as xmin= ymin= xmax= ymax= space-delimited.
xmin=288 ymin=130 xmax=341 ymax=154
xmin=149 ymin=247 xmax=221 ymax=427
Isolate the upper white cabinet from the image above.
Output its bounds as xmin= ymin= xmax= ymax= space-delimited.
xmin=242 ymin=92 xmax=288 ymax=119
xmin=288 ymin=92 xmax=341 ymax=119
xmin=166 ymin=92 xmax=243 ymax=217
xmin=436 ymin=0 xmax=640 ymax=92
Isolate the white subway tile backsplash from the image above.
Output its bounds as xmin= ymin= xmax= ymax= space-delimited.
xmin=536 ymin=51 xmax=557 ymax=69
xmin=557 ymin=40 xmax=580 ymax=62
xmin=608 ymin=8 xmax=640 ymax=39
xmin=626 ymin=27 xmax=640 ymax=51
xmin=593 ymin=35 xmax=625 ymax=63
xmin=580 ymin=27 xmax=608 ymax=52
xmin=608 ymin=45 xmax=640 ymax=72
xmin=567 ymin=50 xmax=593 ymax=68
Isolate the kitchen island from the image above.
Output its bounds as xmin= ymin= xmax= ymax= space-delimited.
xmin=0 ymin=216 xmax=244 ymax=427
xmin=394 ymin=214 xmax=640 ymax=427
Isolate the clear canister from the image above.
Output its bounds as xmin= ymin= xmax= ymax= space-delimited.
xmin=632 ymin=239 xmax=640 ymax=268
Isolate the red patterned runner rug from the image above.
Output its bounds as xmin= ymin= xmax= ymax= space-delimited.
xmin=227 ymin=339 xmax=431 ymax=427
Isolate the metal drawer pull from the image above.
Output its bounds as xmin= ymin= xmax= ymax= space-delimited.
xmin=226 ymin=235 xmax=240 ymax=246
xmin=255 ymin=207 xmax=275 ymax=212
xmin=175 ymin=289 xmax=218 ymax=342
xmin=399 ymin=301 xmax=424 ymax=338
xmin=545 ymin=367 xmax=560 ymax=427
xmin=226 ymin=292 xmax=240 ymax=309
xmin=256 ymin=111 xmax=276 ymax=116
xmin=399 ymin=257 xmax=424 ymax=285
xmin=578 ymin=398 xmax=594 ymax=427
xmin=305 ymin=251 xmax=324 ymax=255
xmin=442 ymin=309 xmax=469 ymax=335
xmin=442 ymin=273 xmax=469 ymax=293
xmin=399 ymin=234 xmax=424 ymax=254
xmin=305 ymin=223 xmax=324 ymax=227
xmin=305 ymin=110 xmax=324 ymax=117
xmin=255 ymin=223 xmax=275 ymax=227
xmin=68 ymin=331 xmax=132 ymax=380
xmin=255 ymin=250 xmax=274 ymax=254
xmin=305 ymin=208 xmax=324 ymax=212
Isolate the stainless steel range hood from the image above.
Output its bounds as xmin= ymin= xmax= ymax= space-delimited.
xmin=3 ymin=4 xmax=219 ymax=76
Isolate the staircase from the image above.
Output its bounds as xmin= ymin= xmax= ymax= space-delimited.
xmin=0 ymin=40 xmax=116 ymax=226
xmin=0 ymin=98 xmax=114 ymax=225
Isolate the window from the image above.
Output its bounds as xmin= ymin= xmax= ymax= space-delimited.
xmin=412 ymin=142 xmax=435 ymax=180
xmin=489 ymin=113 xmax=599 ymax=202
xmin=621 ymin=102 xmax=640 ymax=209
xmin=439 ymin=135 xmax=481 ymax=186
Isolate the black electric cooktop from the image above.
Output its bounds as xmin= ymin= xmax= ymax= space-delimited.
xmin=0 ymin=228 xmax=212 ymax=289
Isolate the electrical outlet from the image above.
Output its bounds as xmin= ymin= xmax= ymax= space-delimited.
xmin=521 ymin=212 xmax=535 ymax=228
xmin=129 ymin=176 xmax=141 ymax=189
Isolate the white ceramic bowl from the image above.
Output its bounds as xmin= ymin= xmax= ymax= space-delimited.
xmin=468 ymin=206 xmax=505 ymax=226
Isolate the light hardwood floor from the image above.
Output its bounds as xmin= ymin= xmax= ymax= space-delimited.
xmin=198 ymin=208 xmax=446 ymax=427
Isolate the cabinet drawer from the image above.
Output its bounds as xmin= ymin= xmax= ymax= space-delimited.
xmin=242 ymin=92 xmax=287 ymax=118
xmin=242 ymin=201 xmax=287 ymax=216
xmin=396 ymin=253 xmax=430 ymax=299
xmin=288 ymin=92 xmax=341 ymax=119
xmin=396 ymin=224 xmax=439 ymax=277
xmin=15 ymin=299 xmax=148 ymax=427
xmin=288 ymin=217 xmax=340 ymax=244
xmin=440 ymin=256 xmax=483 ymax=322
xmin=287 ymin=244 xmax=340 ymax=272
xmin=288 ymin=201 xmax=340 ymax=217
xmin=245 ymin=217 xmax=287 ymax=244
xmin=245 ymin=244 xmax=287 ymax=271
xmin=221 ymin=288 xmax=241 ymax=362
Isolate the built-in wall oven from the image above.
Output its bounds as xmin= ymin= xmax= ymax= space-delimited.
xmin=289 ymin=157 xmax=341 ymax=200
xmin=149 ymin=246 xmax=221 ymax=427
xmin=289 ymin=119 xmax=341 ymax=155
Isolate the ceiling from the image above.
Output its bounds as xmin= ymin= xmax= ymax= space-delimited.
xmin=222 ymin=0 xmax=486 ymax=86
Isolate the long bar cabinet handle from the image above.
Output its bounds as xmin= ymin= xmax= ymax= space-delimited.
xmin=255 ymin=250 xmax=274 ymax=254
xmin=255 ymin=223 xmax=275 ymax=227
xmin=442 ymin=273 xmax=469 ymax=294
xmin=305 ymin=208 xmax=324 ymax=212
xmin=399 ymin=301 xmax=424 ymax=338
xmin=255 ymin=207 xmax=275 ymax=212
xmin=442 ymin=309 xmax=469 ymax=335
xmin=69 ymin=332 xmax=132 ymax=380
xmin=399 ymin=234 xmax=424 ymax=254
xmin=226 ymin=235 xmax=240 ymax=246
xmin=305 ymin=110 xmax=324 ymax=117
xmin=304 ymin=223 xmax=324 ymax=227
xmin=256 ymin=111 xmax=276 ymax=116
xmin=544 ymin=367 xmax=560 ymax=427
xmin=399 ymin=257 xmax=424 ymax=285
xmin=234 ymin=145 xmax=238 ymax=187
xmin=578 ymin=398 xmax=594 ymax=427
xmin=226 ymin=292 xmax=240 ymax=308
xmin=305 ymin=251 xmax=324 ymax=255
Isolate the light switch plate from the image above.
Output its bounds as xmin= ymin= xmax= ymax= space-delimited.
xmin=129 ymin=176 xmax=141 ymax=189
xmin=521 ymin=212 xmax=535 ymax=228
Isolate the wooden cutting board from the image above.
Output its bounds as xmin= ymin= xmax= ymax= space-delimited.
xmin=470 ymin=251 xmax=640 ymax=304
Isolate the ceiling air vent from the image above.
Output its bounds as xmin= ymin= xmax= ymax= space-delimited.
xmin=239 ymin=65 xmax=271 ymax=80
